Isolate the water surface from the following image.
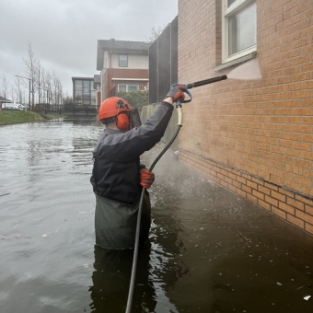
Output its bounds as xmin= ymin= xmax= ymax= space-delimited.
xmin=0 ymin=120 xmax=312 ymax=313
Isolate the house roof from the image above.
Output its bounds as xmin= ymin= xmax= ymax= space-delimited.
xmin=97 ymin=39 xmax=150 ymax=70
xmin=0 ymin=96 xmax=12 ymax=104
xmin=72 ymin=77 xmax=94 ymax=81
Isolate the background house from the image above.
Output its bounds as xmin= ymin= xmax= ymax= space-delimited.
xmin=96 ymin=39 xmax=150 ymax=105
xmin=93 ymin=74 xmax=101 ymax=108
xmin=0 ymin=96 xmax=12 ymax=110
xmin=72 ymin=77 xmax=96 ymax=106
xmin=174 ymin=0 xmax=313 ymax=235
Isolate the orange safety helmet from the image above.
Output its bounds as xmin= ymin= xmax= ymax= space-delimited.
xmin=98 ymin=97 xmax=132 ymax=130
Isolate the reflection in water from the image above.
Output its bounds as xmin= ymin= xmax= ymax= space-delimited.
xmin=89 ymin=206 xmax=189 ymax=313
xmin=90 ymin=244 xmax=156 ymax=313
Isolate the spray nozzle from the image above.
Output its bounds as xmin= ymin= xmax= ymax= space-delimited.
xmin=187 ymin=75 xmax=227 ymax=89
xmin=171 ymin=75 xmax=227 ymax=108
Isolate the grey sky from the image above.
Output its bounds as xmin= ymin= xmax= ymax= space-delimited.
xmin=0 ymin=0 xmax=178 ymax=97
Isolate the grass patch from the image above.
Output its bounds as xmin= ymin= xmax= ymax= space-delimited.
xmin=0 ymin=110 xmax=62 ymax=126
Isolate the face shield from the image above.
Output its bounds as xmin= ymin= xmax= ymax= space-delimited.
xmin=129 ymin=108 xmax=142 ymax=128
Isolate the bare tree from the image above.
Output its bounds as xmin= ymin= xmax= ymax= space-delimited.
xmin=36 ymin=60 xmax=43 ymax=104
xmin=14 ymin=77 xmax=24 ymax=105
xmin=63 ymin=92 xmax=73 ymax=104
xmin=45 ymin=72 xmax=52 ymax=104
xmin=148 ymin=25 xmax=166 ymax=43
xmin=20 ymin=42 xmax=65 ymax=110
xmin=52 ymin=73 xmax=63 ymax=105
xmin=23 ymin=42 xmax=38 ymax=110
xmin=11 ymin=86 xmax=15 ymax=104
xmin=40 ymin=68 xmax=49 ymax=103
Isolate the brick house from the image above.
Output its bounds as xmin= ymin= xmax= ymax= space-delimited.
xmin=96 ymin=39 xmax=150 ymax=106
xmin=176 ymin=0 xmax=313 ymax=235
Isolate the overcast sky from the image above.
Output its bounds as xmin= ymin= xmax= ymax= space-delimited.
xmin=0 ymin=0 xmax=178 ymax=98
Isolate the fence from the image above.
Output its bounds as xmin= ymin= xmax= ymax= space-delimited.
xmin=63 ymin=103 xmax=98 ymax=118
xmin=33 ymin=103 xmax=63 ymax=115
xmin=149 ymin=16 xmax=178 ymax=104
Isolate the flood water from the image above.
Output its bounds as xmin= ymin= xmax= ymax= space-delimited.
xmin=0 ymin=120 xmax=313 ymax=313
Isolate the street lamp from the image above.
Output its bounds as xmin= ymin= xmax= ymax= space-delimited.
xmin=15 ymin=75 xmax=34 ymax=111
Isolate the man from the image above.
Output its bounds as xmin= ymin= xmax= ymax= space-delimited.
xmin=90 ymin=85 xmax=185 ymax=250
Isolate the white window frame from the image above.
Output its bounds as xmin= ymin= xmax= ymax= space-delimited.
xmin=118 ymin=84 xmax=139 ymax=92
xmin=118 ymin=54 xmax=128 ymax=67
xmin=222 ymin=0 xmax=257 ymax=63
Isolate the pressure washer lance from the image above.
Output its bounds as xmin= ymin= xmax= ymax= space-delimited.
xmin=125 ymin=74 xmax=228 ymax=313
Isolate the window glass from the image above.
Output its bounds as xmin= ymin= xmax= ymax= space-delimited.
xmin=75 ymin=80 xmax=82 ymax=90
xmin=118 ymin=84 xmax=139 ymax=92
xmin=228 ymin=2 xmax=256 ymax=56
xmin=74 ymin=91 xmax=82 ymax=103
xmin=223 ymin=0 xmax=256 ymax=60
xmin=83 ymin=80 xmax=90 ymax=93
xmin=91 ymin=90 xmax=96 ymax=105
xmin=118 ymin=84 xmax=127 ymax=92
xmin=119 ymin=55 xmax=128 ymax=67
xmin=128 ymin=84 xmax=139 ymax=92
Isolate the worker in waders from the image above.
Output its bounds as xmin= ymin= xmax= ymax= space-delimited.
xmin=90 ymin=85 xmax=186 ymax=250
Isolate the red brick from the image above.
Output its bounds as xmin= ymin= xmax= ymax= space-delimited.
xmin=271 ymin=190 xmax=286 ymax=202
xmin=296 ymin=210 xmax=313 ymax=224
xmin=258 ymin=199 xmax=271 ymax=211
xmin=265 ymin=195 xmax=279 ymax=207
xmin=287 ymin=214 xmax=305 ymax=229
xmin=305 ymin=204 xmax=313 ymax=216
xmin=305 ymin=223 xmax=313 ymax=235
xmin=258 ymin=185 xmax=271 ymax=196
xmin=253 ymin=189 xmax=265 ymax=200
xmin=272 ymin=207 xmax=287 ymax=219
xmin=279 ymin=201 xmax=295 ymax=214
xmin=286 ymin=197 xmax=305 ymax=210
xmin=265 ymin=182 xmax=278 ymax=191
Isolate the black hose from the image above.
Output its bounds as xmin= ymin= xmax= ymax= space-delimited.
xmin=125 ymin=124 xmax=182 ymax=313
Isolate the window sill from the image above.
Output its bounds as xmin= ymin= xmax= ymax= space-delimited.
xmin=214 ymin=51 xmax=257 ymax=71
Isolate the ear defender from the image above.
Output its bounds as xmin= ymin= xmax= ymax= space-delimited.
xmin=116 ymin=112 xmax=130 ymax=130
xmin=116 ymin=99 xmax=130 ymax=130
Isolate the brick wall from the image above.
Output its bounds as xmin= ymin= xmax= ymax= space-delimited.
xmin=177 ymin=0 xmax=313 ymax=234
xmin=110 ymin=68 xmax=148 ymax=79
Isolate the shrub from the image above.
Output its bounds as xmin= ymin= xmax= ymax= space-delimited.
xmin=116 ymin=90 xmax=149 ymax=112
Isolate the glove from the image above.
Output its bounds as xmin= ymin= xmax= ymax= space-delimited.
xmin=166 ymin=85 xmax=186 ymax=102
xmin=140 ymin=169 xmax=155 ymax=189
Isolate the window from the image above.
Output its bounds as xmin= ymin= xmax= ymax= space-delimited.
xmin=73 ymin=79 xmax=96 ymax=105
xmin=118 ymin=84 xmax=127 ymax=92
xmin=75 ymin=80 xmax=82 ymax=91
xmin=127 ymin=84 xmax=139 ymax=92
xmin=118 ymin=84 xmax=139 ymax=92
xmin=222 ymin=0 xmax=257 ymax=62
xmin=119 ymin=55 xmax=128 ymax=67
xmin=82 ymin=80 xmax=90 ymax=104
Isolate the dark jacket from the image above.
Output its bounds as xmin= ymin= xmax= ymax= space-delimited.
xmin=90 ymin=101 xmax=174 ymax=205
